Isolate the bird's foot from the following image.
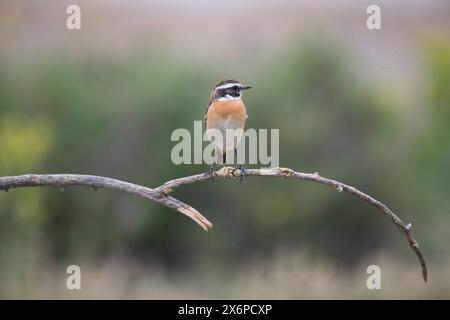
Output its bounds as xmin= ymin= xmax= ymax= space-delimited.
xmin=204 ymin=163 xmax=217 ymax=183
xmin=232 ymin=164 xmax=247 ymax=183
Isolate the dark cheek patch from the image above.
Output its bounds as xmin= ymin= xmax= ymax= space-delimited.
xmin=229 ymin=88 xmax=240 ymax=97
xmin=218 ymin=87 xmax=240 ymax=98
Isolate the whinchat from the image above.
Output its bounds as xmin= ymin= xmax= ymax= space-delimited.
xmin=204 ymin=79 xmax=252 ymax=179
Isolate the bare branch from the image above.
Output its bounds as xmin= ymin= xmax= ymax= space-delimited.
xmin=0 ymin=167 xmax=427 ymax=282
xmin=0 ymin=174 xmax=213 ymax=231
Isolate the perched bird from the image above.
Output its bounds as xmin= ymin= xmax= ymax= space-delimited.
xmin=204 ymin=79 xmax=252 ymax=179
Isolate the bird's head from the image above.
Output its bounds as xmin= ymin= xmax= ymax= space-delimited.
xmin=211 ymin=79 xmax=251 ymax=102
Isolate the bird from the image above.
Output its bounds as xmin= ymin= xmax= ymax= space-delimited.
xmin=204 ymin=79 xmax=252 ymax=180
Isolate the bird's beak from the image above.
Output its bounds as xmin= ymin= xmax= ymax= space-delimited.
xmin=242 ymin=85 xmax=252 ymax=90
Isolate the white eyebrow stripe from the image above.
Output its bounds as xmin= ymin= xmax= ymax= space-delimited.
xmin=216 ymin=83 xmax=241 ymax=90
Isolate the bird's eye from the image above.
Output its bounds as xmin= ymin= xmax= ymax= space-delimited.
xmin=233 ymin=86 xmax=239 ymax=90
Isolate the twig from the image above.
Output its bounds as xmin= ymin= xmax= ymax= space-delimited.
xmin=0 ymin=167 xmax=427 ymax=282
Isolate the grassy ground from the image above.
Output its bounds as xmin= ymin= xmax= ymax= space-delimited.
xmin=2 ymin=250 xmax=446 ymax=299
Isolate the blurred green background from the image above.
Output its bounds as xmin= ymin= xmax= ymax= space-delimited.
xmin=0 ymin=0 xmax=449 ymax=298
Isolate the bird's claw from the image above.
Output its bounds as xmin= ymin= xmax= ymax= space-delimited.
xmin=232 ymin=165 xmax=247 ymax=183
xmin=204 ymin=164 xmax=217 ymax=183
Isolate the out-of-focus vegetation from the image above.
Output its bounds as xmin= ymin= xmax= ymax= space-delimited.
xmin=0 ymin=32 xmax=449 ymax=298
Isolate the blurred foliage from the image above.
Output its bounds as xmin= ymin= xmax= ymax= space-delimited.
xmin=0 ymin=114 xmax=54 ymax=175
xmin=403 ymin=37 xmax=450 ymax=262
xmin=418 ymin=37 xmax=450 ymax=192
xmin=0 ymin=113 xmax=54 ymax=223
xmin=0 ymin=37 xmax=449 ymax=297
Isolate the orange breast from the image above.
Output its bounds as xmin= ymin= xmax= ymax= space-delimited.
xmin=206 ymin=99 xmax=247 ymax=130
